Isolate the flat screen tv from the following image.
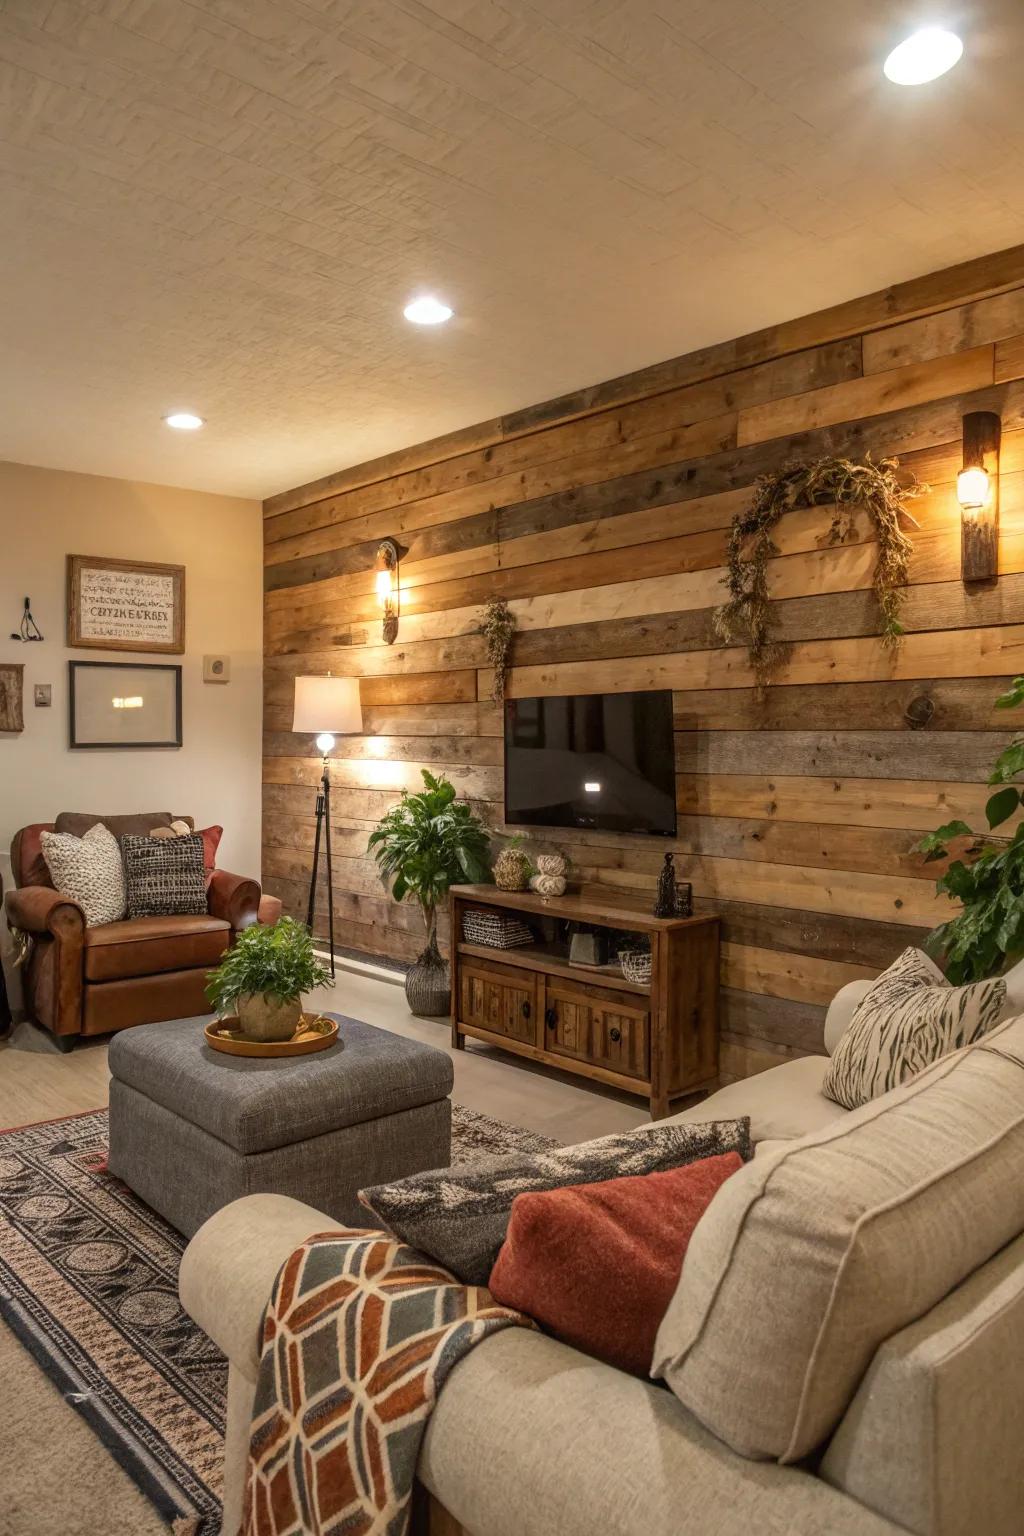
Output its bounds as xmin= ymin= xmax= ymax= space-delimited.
xmin=504 ymin=690 xmax=676 ymax=837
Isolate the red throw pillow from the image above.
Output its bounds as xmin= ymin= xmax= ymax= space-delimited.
xmin=197 ymin=825 xmax=223 ymax=874
xmin=488 ymin=1151 xmax=742 ymax=1378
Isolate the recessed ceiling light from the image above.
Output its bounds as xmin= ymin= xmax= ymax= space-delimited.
xmin=403 ymin=295 xmax=453 ymax=325
xmin=163 ymin=411 xmax=204 ymax=430
xmin=883 ymin=28 xmax=963 ymax=85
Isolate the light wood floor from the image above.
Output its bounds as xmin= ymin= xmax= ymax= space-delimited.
xmin=0 ymin=963 xmax=651 ymax=1137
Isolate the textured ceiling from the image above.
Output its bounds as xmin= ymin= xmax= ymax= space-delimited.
xmin=2 ymin=0 xmax=1024 ymax=499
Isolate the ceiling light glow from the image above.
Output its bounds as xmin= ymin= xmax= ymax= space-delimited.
xmin=883 ymin=28 xmax=963 ymax=85
xmin=164 ymin=412 xmax=204 ymax=430
xmin=403 ymin=295 xmax=453 ymax=325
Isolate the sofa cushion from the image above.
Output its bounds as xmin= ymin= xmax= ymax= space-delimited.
xmin=656 ymin=1056 xmax=848 ymax=1144
xmin=54 ymin=810 xmax=182 ymax=840
xmin=489 ymin=1152 xmax=742 ymax=1377
xmin=822 ymin=948 xmax=1006 ymax=1110
xmin=652 ymin=1016 xmax=1024 ymax=1463
xmin=84 ymin=914 xmax=231 ymax=982
xmin=40 ymin=823 xmax=127 ymax=927
xmin=418 ymin=1329 xmax=903 ymax=1536
xmin=360 ymin=1119 xmax=752 ymax=1287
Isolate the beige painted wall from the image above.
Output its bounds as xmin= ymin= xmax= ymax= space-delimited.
xmin=0 ymin=460 xmax=263 ymax=995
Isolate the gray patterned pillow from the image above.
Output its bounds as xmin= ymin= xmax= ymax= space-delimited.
xmin=359 ymin=1119 xmax=752 ymax=1285
xmin=122 ymin=833 xmax=207 ymax=919
xmin=822 ymin=948 xmax=1006 ymax=1110
xmin=40 ymin=823 xmax=127 ymax=926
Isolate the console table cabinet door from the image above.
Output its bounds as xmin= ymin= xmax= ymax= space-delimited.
xmin=544 ymin=980 xmax=650 ymax=1082
xmin=459 ymin=962 xmax=538 ymax=1047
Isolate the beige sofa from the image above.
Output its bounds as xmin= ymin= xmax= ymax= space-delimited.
xmin=180 ymin=988 xmax=1024 ymax=1536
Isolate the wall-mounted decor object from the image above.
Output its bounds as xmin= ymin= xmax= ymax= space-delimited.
xmin=67 ymin=554 xmax=185 ymax=654
xmin=714 ymin=455 xmax=926 ymax=690
xmin=9 ymin=596 xmax=43 ymax=642
xmin=375 ymin=539 xmax=399 ymax=644
xmin=958 ymin=411 xmax=1001 ymax=583
xmin=34 ymin=683 xmax=52 ymax=708
xmin=0 ymin=663 xmax=24 ymax=732
xmin=203 ymin=654 xmax=231 ymax=683
xmin=69 ymin=661 xmax=182 ymax=749
xmin=481 ymin=597 xmax=516 ymax=701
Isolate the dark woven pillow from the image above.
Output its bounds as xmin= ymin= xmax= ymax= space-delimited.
xmin=121 ymin=833 xmax=207 ymax=919
xmin=359 ymin=1118 xmax=752 ymax=1285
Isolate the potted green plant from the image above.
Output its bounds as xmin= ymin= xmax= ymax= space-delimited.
xmin=916 ymin=675 xmax=1024 ymax=982
xmin=368 ymin=770 xmax=491 ymax=1016
xmin=205 ymin=917 xmax=331 ymax=1041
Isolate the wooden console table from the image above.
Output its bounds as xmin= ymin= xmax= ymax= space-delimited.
xmin=449 ymin=884 xmax=719 ymax=1119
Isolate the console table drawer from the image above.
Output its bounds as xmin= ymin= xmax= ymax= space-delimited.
xmin=543 ymin=979 xmax=650 ymax=1081
xmin=458 ymin=961 xmax=538 ymax=1047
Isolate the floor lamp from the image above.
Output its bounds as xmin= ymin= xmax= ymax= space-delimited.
xmin=292 ymin=674 xmax=363 ymax=979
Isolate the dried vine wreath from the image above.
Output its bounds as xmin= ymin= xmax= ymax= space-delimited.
xmin=713 ymin=454 xmax=926 ymax=690
xmin=480 ymin=597 xmax=516 ymax=702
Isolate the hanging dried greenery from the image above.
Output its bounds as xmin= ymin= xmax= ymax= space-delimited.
xmin=713 ymin=454 xmax=926 ymax=691
xmin=481 ymin=597 xmax=516 ymax=702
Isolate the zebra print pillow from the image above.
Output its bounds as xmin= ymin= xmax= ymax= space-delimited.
xmin=821 ymin=948 xmax=1006 ymax=1110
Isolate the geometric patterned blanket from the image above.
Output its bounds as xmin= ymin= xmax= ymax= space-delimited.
xmin=243 ymin=1228 xmax=532 ymax=1536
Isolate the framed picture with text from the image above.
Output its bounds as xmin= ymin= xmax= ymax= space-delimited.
xmin=67 ymin=554 xmax=185 ymax=654
xmin=69 ymin=661 xmax=182 ymax=749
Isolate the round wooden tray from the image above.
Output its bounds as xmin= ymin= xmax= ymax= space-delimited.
xmin=204 ymin=1013 xmax=338 ymax=1058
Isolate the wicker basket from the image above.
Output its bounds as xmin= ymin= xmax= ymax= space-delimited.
xmin=620 ymin=949 xmax=652 ymax=986
xmin=461 ymin=909 xmax=535 ymax=950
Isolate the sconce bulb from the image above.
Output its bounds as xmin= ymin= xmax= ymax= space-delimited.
xmin=957 ymin=466 xmax=990 ymax=510
xmin=375 ymin=568 xmax=393 ymax=602
xmin=316 ymin=732 xmax=336 ymax=755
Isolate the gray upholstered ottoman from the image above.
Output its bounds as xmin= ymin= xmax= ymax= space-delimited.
xmin=107 ymin=1012 xmax=454 ymax=1236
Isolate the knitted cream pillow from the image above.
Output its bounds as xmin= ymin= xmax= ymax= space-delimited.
xmin=40 ymin=823 xmax=127 ymax=926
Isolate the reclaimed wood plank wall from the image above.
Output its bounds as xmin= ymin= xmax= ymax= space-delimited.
xmin=263 ymin=243 xmax=1024 ymax=1083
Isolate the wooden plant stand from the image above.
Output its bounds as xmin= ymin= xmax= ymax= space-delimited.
xmin=449 ymin=884 xmax=719 ymax=1119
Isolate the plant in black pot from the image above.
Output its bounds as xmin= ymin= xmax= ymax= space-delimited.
xmin=368 ymin=770 xmax=491 ymax=1016
xmin=205 ymin=917 xmax=331 ymax=1041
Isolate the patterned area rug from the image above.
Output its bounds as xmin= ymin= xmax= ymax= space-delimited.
xmin=0 ymin=1105 xmax=558 ymax=1536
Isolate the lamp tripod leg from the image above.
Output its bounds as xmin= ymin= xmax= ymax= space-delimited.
xmin=307 ymin=788 xmax=324 ymax=931
xmin=323 ymin=768 xmax=335 ymax=980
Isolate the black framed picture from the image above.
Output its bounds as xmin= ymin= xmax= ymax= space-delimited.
xmin=69 ymin=661 xmax=182 ymax=750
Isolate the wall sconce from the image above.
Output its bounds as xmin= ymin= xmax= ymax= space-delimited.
xmin=958 ymin=410 xmax=1001 ymax=582
xmin=375 ymin=538 xmax=399 ymax=644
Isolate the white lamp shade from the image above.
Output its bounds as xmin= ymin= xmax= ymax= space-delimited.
xmin=292 ymin=675 xmax=362 ymax=735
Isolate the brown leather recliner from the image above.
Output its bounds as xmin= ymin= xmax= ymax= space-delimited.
xmin=5 ymin=811 xmax=262 ymax=1051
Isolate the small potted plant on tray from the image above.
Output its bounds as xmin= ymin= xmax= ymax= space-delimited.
xmin=205 ymin=917 xmax=331 ymax=1041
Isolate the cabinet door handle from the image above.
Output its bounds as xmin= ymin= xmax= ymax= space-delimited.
xmin=521 ymin=1000 xmax=531 ymax=1020
xmin=609 ymin=1027 xmax=622 ymax=1043
xmin=545 ymin=1007 xmax=558 ymax=1030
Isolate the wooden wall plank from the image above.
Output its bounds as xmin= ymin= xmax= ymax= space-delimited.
xmin=721 ymin=943 xmax=875 ymax=1007
xmin=671 ymin=677 xmax=1016 ymax=731
xmin=863 ymin=287 xmax=1024 ymax=375
xmin=737 ymin=348 xmax=994 ymax=448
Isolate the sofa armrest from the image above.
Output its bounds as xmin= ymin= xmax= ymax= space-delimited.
xmin=5 ymin=885 xmax=85 ymax=939
xmin=207 ymin=869 xmax=261 ymax=932
xmin=179 ymin=1194 xmax=333 ymax=1380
